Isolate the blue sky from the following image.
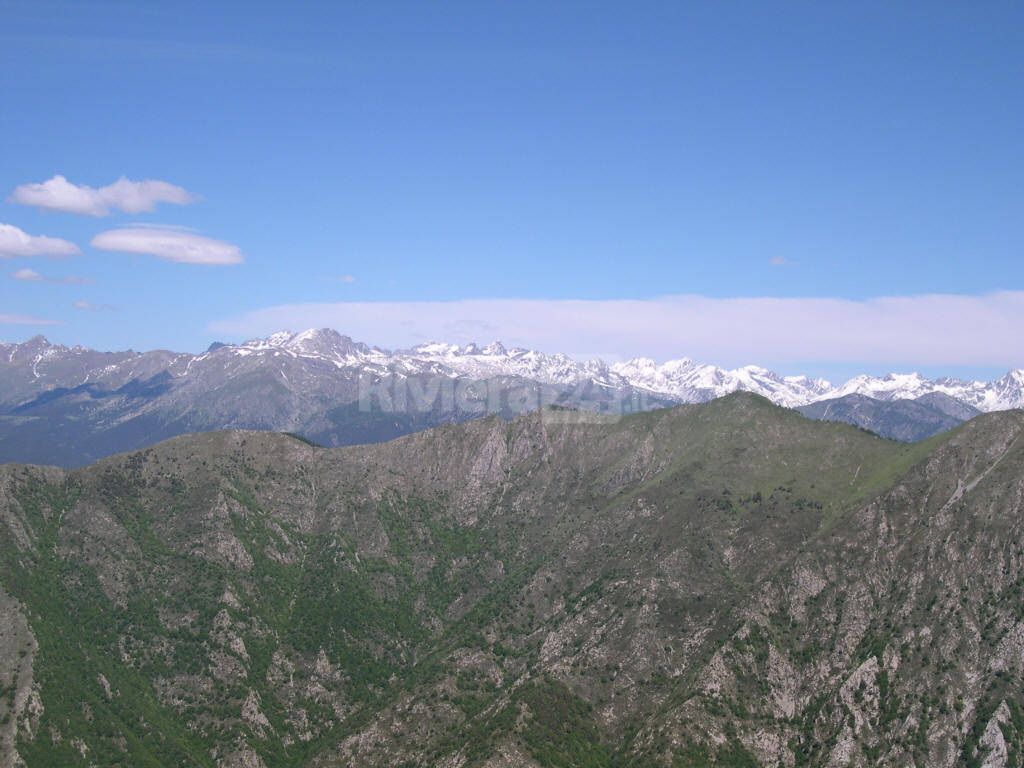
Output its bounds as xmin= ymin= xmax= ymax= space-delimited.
xmin=2 ymin=0 xmax=1023 ymax=381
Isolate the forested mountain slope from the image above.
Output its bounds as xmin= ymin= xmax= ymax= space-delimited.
xmin=1 ymin=393 xmax=1023 ymax=767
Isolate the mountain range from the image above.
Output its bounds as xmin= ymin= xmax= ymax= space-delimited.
xmin=2 ymin=393 xmax=1024 ymax=766
xmin=1 ymin=328 xmax=1021 ymax=466
xmin=795 ymin=392 xmax=983 ymax=443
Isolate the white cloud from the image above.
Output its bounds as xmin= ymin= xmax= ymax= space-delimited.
xmin=320 ymin=275 xmax=356 ymax=283
xmin=9 ymin=175 xmax=195 ymax=216
xmin=208 ymin=292 xmax=1024 ymax=369
xmin=0 ymin=223 xmax=81 ymax=259
xmin=90 ymin=228 xmax=243 ymax=265
xmin=10 ymin=268 xmax=43 ymax=281
xmin=0 ymin=313 xmax=64 ymax=325
xmin=10 ymin=268 xmax=95 ymax=285
xmin=73 ymin=300 xmax=116 ymax=312
xmin=770 ymin=256 xmax=790 ymax=267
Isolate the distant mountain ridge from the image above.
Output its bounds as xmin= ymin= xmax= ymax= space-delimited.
xmin=0 ymin=327 xmax=1020 ymax=466
xmin=3 ymin=328 xmax=1020 ymax=410
xmin=796 ymin=392 xmax=983 ymax=442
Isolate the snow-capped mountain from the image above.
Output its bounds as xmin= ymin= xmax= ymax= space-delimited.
xmin=224 ymin=329 xmax=1024 ymax=412
xmin=1 ymin=328 xmax=1023 ymax=467
xmin=225 ymin=329 xmax=617 ymax=386
xmin=823 ymin=370 xmax=1024 ymax=412
xmin=609 ymin=357 xmax=834 ymax=409
xmin=399 ymin=341 xmax=618 ymax=388
xmin=3 ymin=328 xmax=1023 ymax=412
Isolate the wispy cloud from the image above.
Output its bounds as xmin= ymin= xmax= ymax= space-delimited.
xmin=0 ymin=223 xmax=80 ymax=258
xmin=9 ymin=175 xmax=196 ymax=217
xmin=0 ymin=313 xmax=64 ymax=326
xmin=73 ymin=301 xmax=117 ymax=312
xmin=769 ymin=256 xmax=790 ymax=267
xmin=209 ymin=292 xmax=1024 ymax=369
xmin=91 ymin=228 xmax=243 ymax=265
xmin=10 ymin=267 xmax=95 ymax=285
xmin=320 ymin=275 xmax=356 ymax=283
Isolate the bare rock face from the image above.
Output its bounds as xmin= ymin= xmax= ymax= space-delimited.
xmin=3 ymin=394 xmax=1024 ymax=766
xmin=0 ymin=586 xmax=39 ymax=768
xmin=979 ymin=701 xmax=1011 ymax=768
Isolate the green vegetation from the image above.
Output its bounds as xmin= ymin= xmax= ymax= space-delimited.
xmin=519 ymin=678 xmax=610 ymax=768
xmin=1 ymin=395 xmax=1022 ymax=766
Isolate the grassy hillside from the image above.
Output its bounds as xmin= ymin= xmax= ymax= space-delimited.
xmin=1 ymin=394 xmax=1023 ymax=766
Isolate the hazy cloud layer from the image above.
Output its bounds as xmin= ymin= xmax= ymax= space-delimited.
xmin=209 ymin=292 xmax=1024 ymax=369
xmin=10 ymin=268 xmax=95 ymax=285
xmin=0 ymin=313 xmax=63 ymax=325
xmin=0 ymin=223 xmax=81 ymax=259
xmin=9 ymin=175 xmax=195 ymax=216
xmin=91 ymin=228 xmax=243 ymax=265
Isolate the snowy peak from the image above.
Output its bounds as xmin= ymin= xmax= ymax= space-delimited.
xmin=237 ymin=329 xmax=370 ymax=362
xmin=610 ymin=356 xmax=830 ymax=408
xmin=830 ymin=372 xmax=933 ymax=401
xmin=996 ymin=368 xmax=1024 ymax=387
xmin=402 ymin=338 xmax=605 ymax=386
xmin=986 ymin=369 xmax=1024 ymax=410
xmin=408 ymin=341 xmax=461 ymax=356
xmin=283 ymin=328 xmax=369 ymax=358
xmin=7 ymin=335 xmax=59 ymax=361
xmin=406 ymin=340 xmax=509 ymax=359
